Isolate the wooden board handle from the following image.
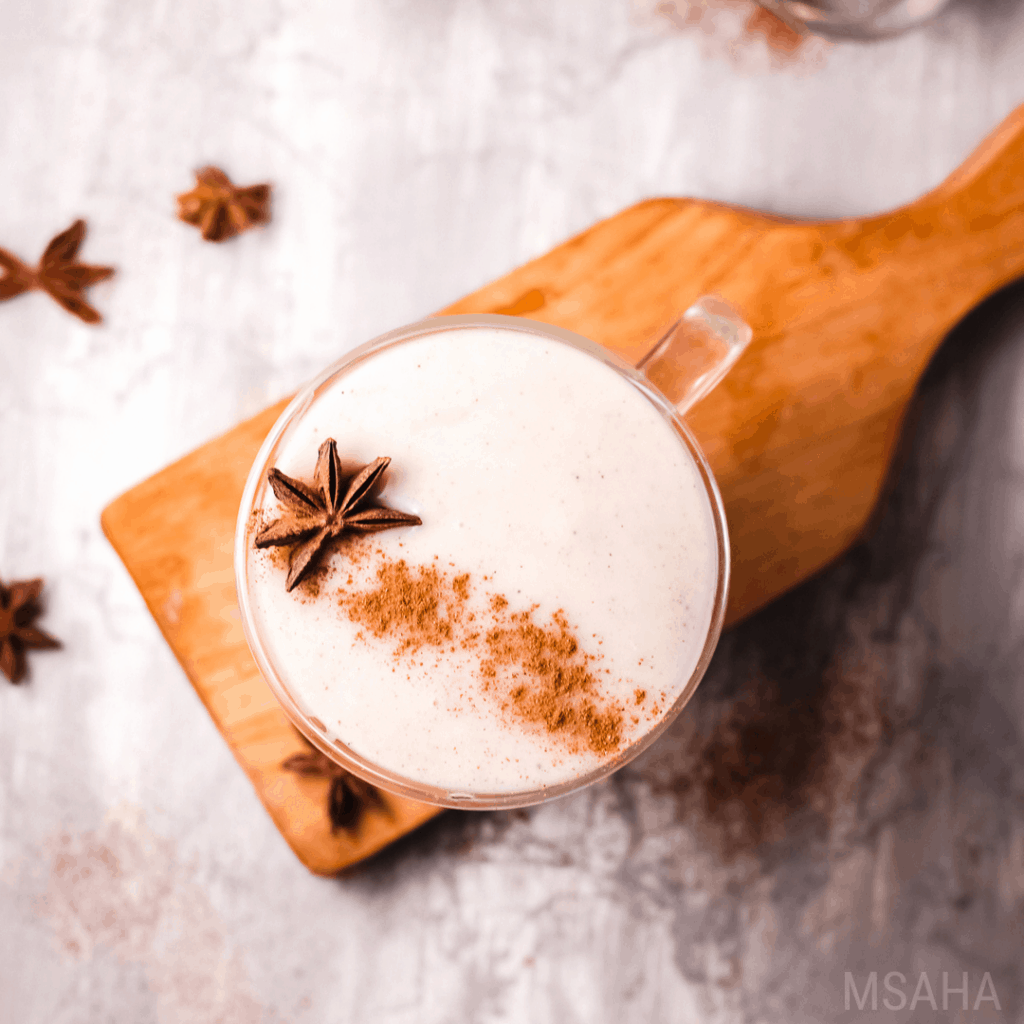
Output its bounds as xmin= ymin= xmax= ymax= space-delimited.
xmin=821 ymin=101 xmax=1024 ymax=318
xmin=929 ymin=102 xmax=1024 ymax=210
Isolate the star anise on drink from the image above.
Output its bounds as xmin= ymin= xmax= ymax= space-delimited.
xmin=176 ymin=166 xmax=271 ymax=242
xmin=282 ymin=736 xmax=386 ymax=833
xmin=254 ymin=439 xmax=422 ymax=591
xmin=0 ymin=220 xmax=114 ymax=324
xmin=0 ymin=578 xmax=61 ymax=684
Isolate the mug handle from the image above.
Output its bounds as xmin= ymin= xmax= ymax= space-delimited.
xmin=635 ymin=296 xmax=752 ymax=415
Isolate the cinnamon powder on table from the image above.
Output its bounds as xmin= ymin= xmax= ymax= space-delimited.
xmin=340 ymin=556 xmax=627 ymax=757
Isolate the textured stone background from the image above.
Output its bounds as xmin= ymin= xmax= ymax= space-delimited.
xmin=2 ymin=1 xmax=1023 ymax=1021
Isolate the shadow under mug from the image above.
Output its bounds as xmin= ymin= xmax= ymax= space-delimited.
xmin=235 ymin=300 xmax=752 ymax=809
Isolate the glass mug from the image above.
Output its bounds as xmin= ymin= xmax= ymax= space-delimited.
xmin=235 ymin=300 xmax=752 ymax=809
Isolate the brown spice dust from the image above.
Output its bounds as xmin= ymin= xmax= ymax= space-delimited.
xmin=481 ymin=610 xmax=622 ymax=756
xmin=339 ymin=555 xmax=628 ymax=757
xmin=343 ymin=559 xmax=463 ymax=653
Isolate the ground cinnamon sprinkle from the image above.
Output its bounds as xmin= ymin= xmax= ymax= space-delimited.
xmin=338 ymin=554 xmax=626 ymax=757
xmin=482 ymin=610 xmax=622 ymax=755
xmin=341 ymin=559 xmax=467 ymax=653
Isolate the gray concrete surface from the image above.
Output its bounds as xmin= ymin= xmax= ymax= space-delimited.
xmin=2 ymin=1 xmax=1023 ymax=1020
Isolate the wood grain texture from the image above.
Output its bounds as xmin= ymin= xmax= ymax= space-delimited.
xmin=102 ymin=104 xmax=1024 ymax=875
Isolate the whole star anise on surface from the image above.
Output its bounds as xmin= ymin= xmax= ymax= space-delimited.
xmin=282 ymin=736 xmax=386 ymax=833
xmin=176 ymin=166 xmax=271 ymax=242
xmin=0 ymin=220 xmax=114 ymax=324
xmin=255 ymin=439 xmax=422 ymax=591
xmin=0 ymin=578 xmax=61 ymax=683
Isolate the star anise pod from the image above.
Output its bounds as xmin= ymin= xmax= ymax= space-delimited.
xmin=282 ymin=736 xmax=386 ymax=833
xmin=0 ymin=220 xmax=114 ymax=324
xmin=176 ymin=166 xmax=271 ymax=242
xmin=0 ymin=578 xmax=61 ymax=684
xmin=254 ymin=439 xmax=422 ymax=591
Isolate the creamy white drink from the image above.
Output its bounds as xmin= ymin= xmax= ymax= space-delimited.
xmin=242 ymin=322 xmax=721 ymax=797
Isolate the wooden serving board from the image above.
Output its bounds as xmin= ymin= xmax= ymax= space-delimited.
xmin=102 ymin=104 xmax=1024 ymax=875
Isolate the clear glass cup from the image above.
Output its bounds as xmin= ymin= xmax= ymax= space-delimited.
xmin=756 ymin=0 xmax=953 ymax=39
xmin=235 ymin=299 xmax=752 ymax=809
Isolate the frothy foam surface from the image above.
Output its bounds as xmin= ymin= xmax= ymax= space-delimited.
xmin=244 ymin=325 xmax=719 ymax=795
